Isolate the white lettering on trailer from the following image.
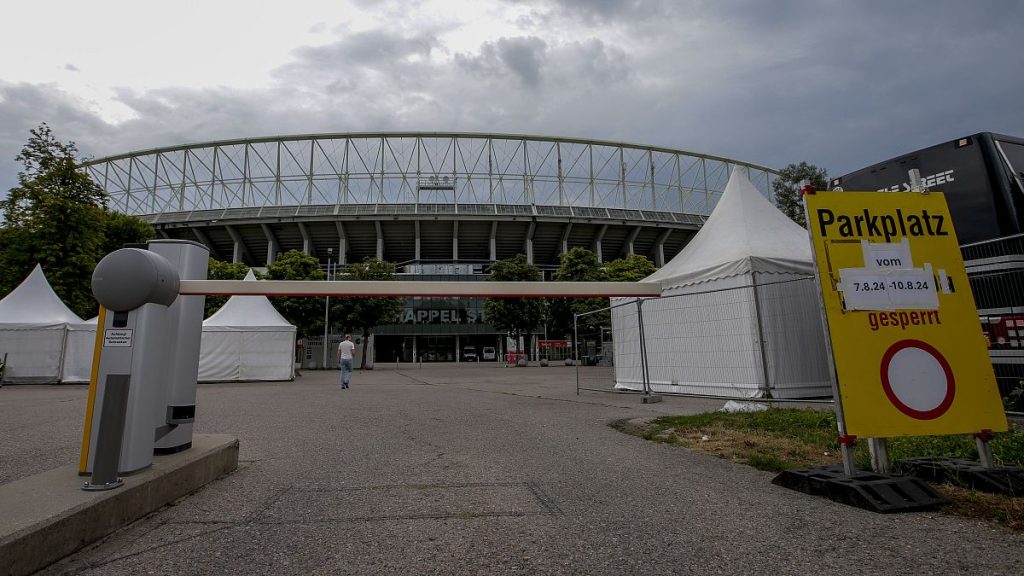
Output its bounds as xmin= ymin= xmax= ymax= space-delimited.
xmin=877 ymin=169 xmax=955 ymax=192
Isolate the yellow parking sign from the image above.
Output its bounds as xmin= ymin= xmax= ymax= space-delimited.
xmin=805 ymin=190 xmax=1007 ymax=437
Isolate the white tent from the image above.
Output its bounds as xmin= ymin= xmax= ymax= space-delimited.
xmin=61 ymin=316 xmax=99 ymax=383
xmin=612 ymin=170 xmax=832 ymax=399
xmin=198 ymin=270 xmax=296 ymax=382
xmin=0 ymin=265 xmax=84 ymax=383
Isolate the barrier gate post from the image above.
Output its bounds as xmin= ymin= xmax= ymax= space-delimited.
xmin=81 ymin=240 xmax=208 ymax=486
xmin=150 ymin=240 xmax=209 ymax=453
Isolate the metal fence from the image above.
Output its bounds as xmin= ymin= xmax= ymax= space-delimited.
xmin=574 ymin=299 xmax=633 ymax=394
xmin=300 ymin=334 xmax=371 ymax=370
xmin=964 ymin=263 xmax=1024 ymax=413
xmin=574 ymin=276 xmax=833 ymax=400
xmin=575 ymin=274 xmax=1024 ymax=414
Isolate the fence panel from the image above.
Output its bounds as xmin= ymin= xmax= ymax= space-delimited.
xmin=967 ymin=265 xmax=1024 ymax=413
xmin=639 ymin=281 xmax=763 ymax=397
xmin=589 ymin=276 xmax=829 ymax=400
xmin=574 ymin=300 xmax=637 ymax=394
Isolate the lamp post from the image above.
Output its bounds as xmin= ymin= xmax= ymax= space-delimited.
xmin=322 ymin=247 xmax=333 ymax=368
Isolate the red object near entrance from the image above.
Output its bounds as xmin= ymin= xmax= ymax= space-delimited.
xmin=538 ymin=340 xmax=570 ymax=349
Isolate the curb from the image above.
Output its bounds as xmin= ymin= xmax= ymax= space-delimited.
xmin=0 ymin=434 xmax=239 ymax=576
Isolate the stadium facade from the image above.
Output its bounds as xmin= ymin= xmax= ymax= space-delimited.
xmin=82 ymin=133 xmax=778 ymax=364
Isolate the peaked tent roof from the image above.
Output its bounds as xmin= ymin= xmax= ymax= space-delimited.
xmin=203 ymin=269 xmax=295 ymax=328
xmin=0 ymin=264 xmax=84 ymax=324
xmin=68 ymin=316 xmax=99 ymax=330
xmin=644 ymin=170 xmax=814 ymax=288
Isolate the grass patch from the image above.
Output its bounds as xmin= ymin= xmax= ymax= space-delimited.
xmin=613 ymin=408 xmax=1024 ymax=530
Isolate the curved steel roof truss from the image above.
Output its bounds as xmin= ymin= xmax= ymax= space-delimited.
xmin=82 ymin=133 xmax=778 ymax=217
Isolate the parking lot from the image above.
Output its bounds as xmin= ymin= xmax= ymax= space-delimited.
xmin=2 ymin=365 xmax=1022 ymax=575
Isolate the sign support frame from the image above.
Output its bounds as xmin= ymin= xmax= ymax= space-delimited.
xmin=803 ymin=191 xmax=858 ymax=477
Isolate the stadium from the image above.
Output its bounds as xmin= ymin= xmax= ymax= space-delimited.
xmin=81 ymin=133 xmax=778 ymax=364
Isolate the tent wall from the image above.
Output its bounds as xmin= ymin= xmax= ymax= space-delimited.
xmin=0 ymin=326 xmax=67 ymax=384
xmin=610 ymin=300 xmax=644 ymax=389
xmin=61 ymin=324 xmax=98 ymax=383
xmin=615 ymin=274 xmax=763 ymax=397
xmin=613 ymin=273 xmax=832 ymax=399
xmin=198 ymin=328 xmax=296 ymax=382
xmin=197 ymin=331 xmax=241 ymax=382
xmin=240 ymin=331 xmax=296 ymax=381
xmin=753 ymin=272 xmax=831 ymax=398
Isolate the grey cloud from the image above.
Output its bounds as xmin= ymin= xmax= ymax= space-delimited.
xmin=64 ymin=64 xmax=79 ymax=72
xmin=505 ymin=0 xmax=674 ymax=25
xmin=275 ymin=28 xmax=441 ymax=96
xmin=287 ymin=28 xmax=438 ymax=69
xmin=458 ymin=36 xmax=548 ymax=86
xmin=3 ymin=1 xmax=1024 ymax=198
xmin=558 ymin=39 xmax=631 ymax=85
xmin=0 ymin=82 xmax=115 ymax=191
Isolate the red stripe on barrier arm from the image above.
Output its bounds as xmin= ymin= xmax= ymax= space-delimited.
xmin=179 ymin=291 xmax=656 ymax=297
xmin=176 ymin=280 xmax=664 ymax=298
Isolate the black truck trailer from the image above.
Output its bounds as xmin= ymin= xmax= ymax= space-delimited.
xmin=831 ymin=132 xmax=1024 ymax=408
xmin=830 ymin=132 xmax=1024 ymax=244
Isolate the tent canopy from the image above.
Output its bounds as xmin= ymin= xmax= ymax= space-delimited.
xmin=0 ymin=264 xmax=83 ymax=326
xmin=199 ymin=269 xmax=295 ymax=382
xmin=644 ymin=171 xmax=813 ymax=289
xmin=204 ymin=270 xmax=292 ymax=329
xmin=0 ymin=265 xmax=84 ymax=383
xmin=613 ymin=169 xmax=830 ymax=399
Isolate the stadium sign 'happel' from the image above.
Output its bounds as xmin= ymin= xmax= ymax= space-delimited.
xmin=805 ymin=190 xmax=1007 ymax=438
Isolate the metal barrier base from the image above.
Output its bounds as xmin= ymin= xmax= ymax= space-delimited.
xmin=896 ymin=457 xmax=1024 ymax=495
xmin=772 ymin=464 xmax=948 ymax=513
xmin=82 ymin=478 xmax=124 ymax=491
xmin=641 ymin=395 xmax=663 ymax=404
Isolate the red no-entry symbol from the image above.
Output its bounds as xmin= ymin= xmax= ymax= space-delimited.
xmin=880 ymin=339 xmax=955 ymax=420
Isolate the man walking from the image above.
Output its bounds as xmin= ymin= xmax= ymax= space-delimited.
xmin=337 ymin=334 xmax=355 ymax=389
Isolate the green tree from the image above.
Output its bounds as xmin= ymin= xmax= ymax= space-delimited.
xmin=605 ymin=253 xmax=656 ymax=282
xmin=547 ymin=247 xmax=607 ymax=339
xmin=484 ymin=254 xmax=544 ymax=363
xmin=205 ymin=258 xmax=254 ymax=318
xmin=0 ymin=123 xmax=152 ymax=318
xmin=331 ymin=257 xmax=405 ymax=369
xmin=1 ymin=123 xmax=106 ymax=226
xmin=100 ymin=210 xmax=155 ymax=256
xmin=265 ymin=250 xmax=325 ymax=338
xmin=772 ymin=162 xmax=829 ymax=228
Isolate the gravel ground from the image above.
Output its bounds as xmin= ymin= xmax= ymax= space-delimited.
xmin=2 ymin=365 xmax=1021 ymax=575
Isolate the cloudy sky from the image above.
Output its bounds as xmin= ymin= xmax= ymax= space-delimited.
xmin=1 ymin=0 xmax=1021 ymax=196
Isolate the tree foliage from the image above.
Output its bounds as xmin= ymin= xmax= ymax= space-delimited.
xmin=101 ymin=210 xmax=157 ymax=257
xmin=547 ymin=247 xmax=607 ymax=339
xmin=205 ymin=258 xmax=255 ymax=318
xmin=0 ymin=123 xmax=153 ymax=318
xmin=605 ymin=253 xmax=656 ymax=282
xmin=484 ymin=254 xmax=544 ymax=355
xmin=265 ymin=250 xmax=325 ymax=338
xmin=331 ymin=257 xmax=405 ymax=368
xmin=772 ymin=162 xmax=829 ymax=228
xmin=1 ymin=124 xmax=106 ymax=226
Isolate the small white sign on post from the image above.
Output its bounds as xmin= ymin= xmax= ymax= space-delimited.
xmin=103 ymin=329 xmax=133 ymax=347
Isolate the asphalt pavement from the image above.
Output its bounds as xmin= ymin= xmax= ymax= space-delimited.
xmin=1 ymin=364 xmax=1021 ymax=575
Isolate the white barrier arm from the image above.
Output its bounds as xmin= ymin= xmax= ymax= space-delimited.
xmin=178 ymin=280 xmax=663 ymax=298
